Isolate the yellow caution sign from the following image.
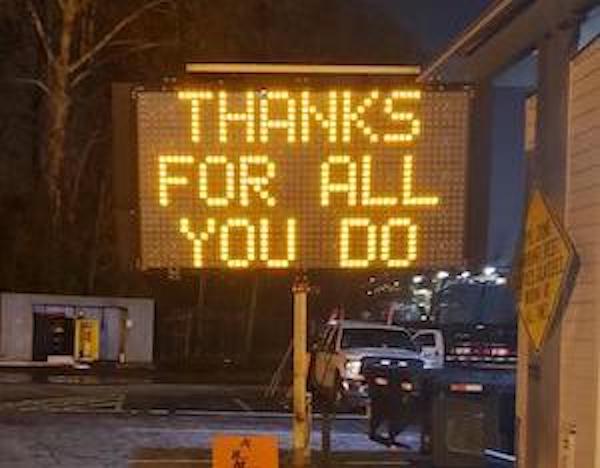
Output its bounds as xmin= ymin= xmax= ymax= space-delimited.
xmin=516 ymin=189 xmax=578 ymax=350
xmin=75 ymin=319 xmax=100 ymax=361
xmin=213 ymin=435 xmax=278 ymax=468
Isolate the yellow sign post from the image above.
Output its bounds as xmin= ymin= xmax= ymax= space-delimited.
xmin=516 ymin=189 xmax=578 ymax=350
xmin=213 ymin=435 xmax=278 ymax=468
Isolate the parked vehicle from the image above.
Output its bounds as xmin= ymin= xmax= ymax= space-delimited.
xmin=400 ymin=282 xmax=518 ymax=370
xmin=412 ymin=328 xmax=444 ymax=369
xmin=311 ymin=320 xmax=424 ymax=407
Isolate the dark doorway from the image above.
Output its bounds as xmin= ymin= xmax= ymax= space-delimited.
xmin=33 ymin=314 xmax=75 ymax=361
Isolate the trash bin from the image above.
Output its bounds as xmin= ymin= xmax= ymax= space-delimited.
xmin=427 ymin=371 xmax=516 ymax=468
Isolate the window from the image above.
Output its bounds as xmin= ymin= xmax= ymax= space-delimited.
xmin=415 ymin=333 xmax=436 ymax=347
xmin=340 ymin=328 xmax=416 ymax=351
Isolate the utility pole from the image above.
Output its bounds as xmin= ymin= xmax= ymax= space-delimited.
xmin=292 ymin=273 xmax=311 ymax=467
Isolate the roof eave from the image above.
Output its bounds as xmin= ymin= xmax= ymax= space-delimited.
xmin=418 ymin=0 xmax=515 ymax=83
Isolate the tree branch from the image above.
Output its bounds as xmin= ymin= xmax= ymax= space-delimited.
xmin=11 ymin=77 xmax=51 ymax=95
xmin=26 ymin=0 xmax=55 ymax=62
xmin=70 ymin=41 xmax=173 ymax=88
xmin=68 ymin=0 xmax=170 ymax=77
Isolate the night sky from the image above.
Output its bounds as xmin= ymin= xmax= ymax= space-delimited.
xmin=394 ymin=0 xmax=492 ymax=57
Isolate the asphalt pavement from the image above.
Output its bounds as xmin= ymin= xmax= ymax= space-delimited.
xmin=0 ymin=412 xmax=427 ymax=467
xmin=0 ymin=368 xmax=429 ymax=467
xmin=0 ymin=382 xmax=279 ymax=414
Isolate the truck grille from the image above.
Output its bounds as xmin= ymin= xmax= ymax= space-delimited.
xmin=361 ymin=357 xmax=423 ymax=371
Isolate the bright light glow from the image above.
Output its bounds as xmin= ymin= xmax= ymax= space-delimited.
xmin=403 ymin=155 xmax=439 ymax=206
xmin=259 ymin=218 xmax=297 ymax=268
xmin=342 ymin=90 xmax=380 ymax=143
xmin=380 ymin=218 xmax=418 ymax=267
xmin=301 ymin=91 xmax=337 ymax=143
xmin=218 ymin=91 xmax=255 ymax=143
xmin=340 ymin=218 xmax=378 ymax=267
xmin=178 ymin=91 xmax=214 ymax=143
xmin=179 ymin=218 xmax=216 ymax=267
xmin=158 ymin=155 xmax=194 ymax=206
xmin=220 ymin=218 xmax=256 ymax=268
xmin=412 ymin=275 xmax=425 ymax=284
xmin=239 ymin=155 xmax=276 ymax=207
xmin=436 ymin=271 xmax=450 ymax=280
xmin=198 ymin=155 xmax=235 ymax=206
xmin=361 ymin=155 xmax=398 ymax=206
xmin=383 ymin=89 xmax=421 ymax=143
xmin=259 ymin=90 xmax=296 ymax=143
xmin=138 ymin=86 xmax=469 ymax=269
xmin=483 ymin=266 xmax=497 ymax=276
xmin=344 ymin=359 xmax=362 ymax=378
xmin=321 ymin=155 xmax=358 ymax=206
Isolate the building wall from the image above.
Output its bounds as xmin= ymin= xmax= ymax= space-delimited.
xmin=563 ymin=38 xmax=600 ymax=467
xmin=521 ymin=25 xmax=578 ymax=468
xmin=0 ymin=293 xmax=154 ymax=364
xmin=0 ymin=293 xmax=33 ymax=359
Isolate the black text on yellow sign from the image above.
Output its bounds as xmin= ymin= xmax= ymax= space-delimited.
xmin=137 ymin=85 xmax=468 ymax=269
xmin=517 ymin=190 xmax=577 ymax=350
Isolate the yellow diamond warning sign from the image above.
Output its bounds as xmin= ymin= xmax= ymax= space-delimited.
xmin=516 ymin=189 xmax=578 ymax=351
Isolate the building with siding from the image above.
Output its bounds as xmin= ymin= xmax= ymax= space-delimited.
xmin=420 ymin=0 xmax=599 ymax=466
xmin=0 ymin=293 xmax=154 ymax=365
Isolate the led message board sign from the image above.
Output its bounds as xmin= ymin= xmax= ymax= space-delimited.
xmin=137 ymin=81 xmax=468 ymax=269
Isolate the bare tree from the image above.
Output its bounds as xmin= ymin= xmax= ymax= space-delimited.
xmin=26 ymin=0 xmax=172 ymax=229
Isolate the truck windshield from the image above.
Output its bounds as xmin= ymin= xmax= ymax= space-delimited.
xmin=340 ymin=329 xmax=416 ymax=351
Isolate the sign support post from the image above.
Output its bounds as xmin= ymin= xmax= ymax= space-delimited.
xmin=292 ymin=273 xmax=310 ymax=467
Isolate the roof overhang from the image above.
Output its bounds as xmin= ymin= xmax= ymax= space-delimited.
xmin=419 ymin=0 xmax=514 ymax=82
xmin=419 ymin=0 xmax=596 ymax=84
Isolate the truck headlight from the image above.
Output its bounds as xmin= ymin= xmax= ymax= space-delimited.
xmin=344 ymin=359 xmax=362 ymax=378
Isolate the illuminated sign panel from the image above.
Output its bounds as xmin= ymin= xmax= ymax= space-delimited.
xmin=137 ymin=82 xmax=468 ymax=269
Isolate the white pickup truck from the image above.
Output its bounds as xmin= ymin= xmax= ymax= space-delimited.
xmin=311 ymin=320 xmax=437 ymax=406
